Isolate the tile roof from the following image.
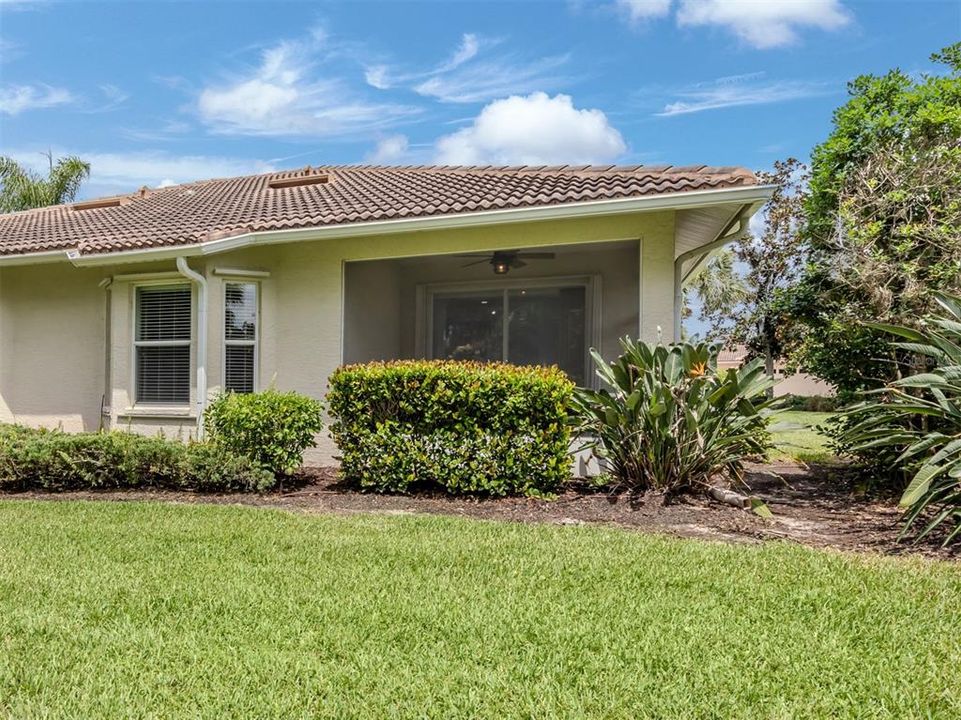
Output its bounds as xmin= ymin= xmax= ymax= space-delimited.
xmin=0 ymin=164 xmax=758 ymax=258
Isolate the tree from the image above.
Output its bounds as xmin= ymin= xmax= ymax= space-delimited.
xmin=688 ymin=158 xmax=809 ymax=385
xmin=0 ymin=153 xmax=91 ymax=212
xmin=684 ymin=248 xmax=746 ymax=341
xmin=788 ymin=43 xmax=961 ymax=397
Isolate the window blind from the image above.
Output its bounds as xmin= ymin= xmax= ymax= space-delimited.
xmin=135 ymin=285 xmax=191 ymax=404
xmin=137 ymin=286 xmax=192 ymax=342
xmin=224 ymin=282 xmax=257 ymax=393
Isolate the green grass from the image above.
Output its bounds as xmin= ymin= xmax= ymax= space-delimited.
xmin=770 ymin=410 xmax=837 ymax=463
xmin=1 ymin=501 xmax=959 ymax=719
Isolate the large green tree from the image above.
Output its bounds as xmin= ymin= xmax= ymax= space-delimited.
xmin=789 ymin=43 xmax=961 ymax=397
xmin=687 ymin=158 xmax=808 ymax=382
xmin=0 ymin=153 xmax=91 ymax=212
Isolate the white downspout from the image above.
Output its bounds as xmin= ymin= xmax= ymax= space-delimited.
xmin=98 ymin=277 xmax=113 ymax=430
xmin=176 ymin=256 xmax=208 ymax=438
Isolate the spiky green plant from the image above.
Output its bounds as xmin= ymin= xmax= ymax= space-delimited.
xmin=841 ymin=293 xmax=961 ymax=545
xmin=0 ymin=154 xmax=90 ymax=212
xmin=571 ymin=338 xmax=776 ymax=493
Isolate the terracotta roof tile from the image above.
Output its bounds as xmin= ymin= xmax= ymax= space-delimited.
xmin=0 ymin=163 xmax=758 ymax=258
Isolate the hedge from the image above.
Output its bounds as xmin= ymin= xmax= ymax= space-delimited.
xmin=0 ymin=424 xmax=275 ymax=492
xmin=326 ymin=360 xmax=574 ymax=495
xmin=204 ymin=389 xmax=324 ymax=476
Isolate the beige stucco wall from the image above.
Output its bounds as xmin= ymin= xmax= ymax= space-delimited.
xmin=0 ymin=262 xmax=108 ymax=432
xmin=774 ymin=373 xmax=835 ymax=398
xmin=0 ymin=209 xmax=678 ymax=463
xmin=0 ymin=270 xmax=9 ymax=424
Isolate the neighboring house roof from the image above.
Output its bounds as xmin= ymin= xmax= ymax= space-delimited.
xmin=716 ymin=345 xmax=749 ymax=367
xmin=0 ymin=163 xmax=759 ymax=259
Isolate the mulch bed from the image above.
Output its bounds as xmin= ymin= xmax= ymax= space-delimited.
xmin=3 ymin=463 xmax=957 ymax=560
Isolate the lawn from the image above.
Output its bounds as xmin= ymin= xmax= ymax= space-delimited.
xmin=1 ymin=502 xmax=959 ymax=718
xmin=770 ymin=410 xmax=836 ymax=463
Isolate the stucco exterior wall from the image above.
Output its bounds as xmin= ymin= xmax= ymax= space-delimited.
xmin=774 ymin=373 xmax=836 ymax=398
xmin=343 ymin=260 xmax=403 ymax=364
xmin=0 ymin=263 xmax=108 ymax=432
xmin=0 ymin=209 xmax=678 ymax=463
xmin=0 ymin=270 xmax=10 ymax=424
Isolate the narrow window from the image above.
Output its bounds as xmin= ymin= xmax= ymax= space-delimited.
xmin=224 ymin=282 xmax=258 ymax=393
xmin=135 ymin=285 xmax=192 ymax=404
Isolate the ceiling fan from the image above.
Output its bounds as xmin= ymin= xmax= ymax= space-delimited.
xmin=457 ymin=249 xmax=556 ymax=275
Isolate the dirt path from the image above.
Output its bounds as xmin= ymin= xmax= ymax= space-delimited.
xmin=3 ymin=463 xmax=955 ymax=559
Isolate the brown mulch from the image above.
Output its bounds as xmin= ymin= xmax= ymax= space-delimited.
xmin=3 ymin=463 xmax=957 ymax=560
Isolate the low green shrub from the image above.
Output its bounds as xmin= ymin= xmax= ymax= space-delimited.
xmin=0 ymin=425 xmax=274 ymax=493
xmin=327 ymin=360 xmax=574 ymax=495
xmin=180 ymin=442 xmax=276 ymax=492
xmin=204 ymin=389 xmax=324 ymax=476
xmin=571 ymin=338 xmax=776 ymax=494
xmin=841 ymin=293 xmax=961 ymax=545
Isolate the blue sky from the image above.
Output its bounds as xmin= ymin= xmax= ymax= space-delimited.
xmin=1 ymin=0 xmax=958 ymax=198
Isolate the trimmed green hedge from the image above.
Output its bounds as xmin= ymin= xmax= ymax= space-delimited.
xmin=327 ymin=360 xmax=574 ymax=495
xmin=204 ymin=389 xmax=324 ymax=476
xmin=0 ymin=424 xmax=275 ymax=492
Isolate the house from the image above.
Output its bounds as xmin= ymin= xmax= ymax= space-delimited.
xmin=0 ymin=164 xmax=772 ymax=462
xmin=717 ymin=345 xmax=835 ymax=397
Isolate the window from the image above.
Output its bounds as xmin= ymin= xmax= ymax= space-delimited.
xmin=224 ymin=282 xmax=258 ymax=393
xmin=135 ymin=285 xmax=192 ymax=404
xmin=430 ymin=283 xmax=588 ymax=385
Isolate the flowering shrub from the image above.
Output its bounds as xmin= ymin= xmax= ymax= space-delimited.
xmin=571 ymin=339 xmax=775 ymax=493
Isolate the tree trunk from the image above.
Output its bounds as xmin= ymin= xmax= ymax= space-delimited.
xmin=764 ymin=340 xmax=775 ymax=400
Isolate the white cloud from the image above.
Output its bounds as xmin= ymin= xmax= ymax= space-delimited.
xmin=366 ymin=135 xmax=410 ymax=164
xmin=0 ymin=38 xmax=22 ymax=63
xmin=8 ymin=148 xmax=274 ymax=195
xmin=657 ymin=74 xmax=830 ymax=115
xmin=434 ymin=92 xmax=625 ymax=165
xmin=364 ymin=32 xmax=485 ymax=91
xmin=438 ymin=33 xmax=480 ymax=71
xmin=364 ymin=32 xmax=569 ymax=104
xmin=613 ymin=0 xmax=850 ymax=48
xmin=197 ymin=36 xmax=419 ymax=137
xmin=0 ymin=84 xmax=72 ymax=114
xmin=364 ymin=65 xmax=390 ymax=89
xmin=79 ymin=83 xmax=128 ymax=113
xmin=415 ymin=53 xmax=570 ymax=103
xmin=120 ymin=119 xmax=192 ymax=142
xmin=0 ymin=0 xmax=45 ymax=9
xmin=616 ymin=0 xmax=672 ymax=22
xmin=676 ymin=0 xmax=850 ymax=49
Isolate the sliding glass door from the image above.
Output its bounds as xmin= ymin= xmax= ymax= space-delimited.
xmin=430 ymin=283 xmax=588 ymax=385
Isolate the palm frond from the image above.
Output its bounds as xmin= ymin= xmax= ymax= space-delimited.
xmin=46 ymin=156 xmax=91 ymax=206
xmin=0 ymin=154 xmax=90 ymax=212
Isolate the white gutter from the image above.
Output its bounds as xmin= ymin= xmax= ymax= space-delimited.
xmin=175 ymin=257 xmax=208 ymax=438
xmin=672 ymin=203 xmax=755 ymax=341
xmin=30 ymin=184 xmax=776 ymax=268
xmin=0 ymin=249 xmax=69 ymax=266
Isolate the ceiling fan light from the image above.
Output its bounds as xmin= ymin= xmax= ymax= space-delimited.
xmin=492 ymin=260 xmax=510 ymax=275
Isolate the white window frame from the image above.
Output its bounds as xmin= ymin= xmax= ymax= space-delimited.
xmin=222 ymin=280 xmax=260 ymax=394
xmin=131 ymin=280 xmax=194 ymax=407
xmin=417 ymin=274 xmax=601 ymax=386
